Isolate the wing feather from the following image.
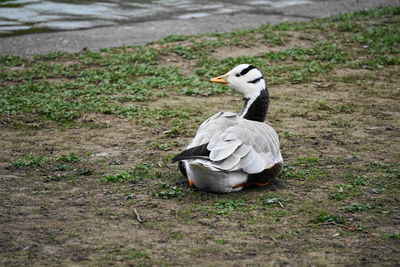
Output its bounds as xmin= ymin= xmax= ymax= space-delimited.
xmin=185 ymin=112 xmax=282 ymax=174
xmin=209 ymin=140 xmax=241 ymax=161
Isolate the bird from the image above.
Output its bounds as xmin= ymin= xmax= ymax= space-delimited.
xmin=172 ymin=64 xmax=283 ymax=193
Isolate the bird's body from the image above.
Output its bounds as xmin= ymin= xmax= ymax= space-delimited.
xmin=173 ymin=64 xmax=283 ymax=193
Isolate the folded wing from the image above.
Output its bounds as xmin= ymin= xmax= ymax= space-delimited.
xmin=178 ymin=112 xmax=282 ymax=174
xmin=207 ymin=120 xmax=282 ymax=173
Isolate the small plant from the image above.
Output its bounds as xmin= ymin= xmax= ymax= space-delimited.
xmin=54 ymin=164 xmax=68 ymax=171
xmin=101 ymin=163 xmax=152 ymax=183
xmin=130 ymin=163 xmax=152 ymax=179
xmin=368 ymin=162 xmax=386 ymax=169
xmin=173 ymin=45 xmax=195 ymax=59
xmin=57 ymin=153 xmax=82 ymax=163
xmin=12 ymin=155 xmax=48 ymax=168
xmin=152 ymin=182 xmax=184 ymax=199
xmin=335 ymin=103 xmax=357 ymax=113
xmin=263 ymin=31 xmax=286 ymax=45
xmin=75 ymin=168 xmax=92 ymax=176
xmin=44 ymin=174 xmax=68 ymax=182
xmin=280 ymin=165 xmax=297 ymax=178
xmin=181 ymin=87 xmax=201 ymax=96
xmin=309 ymin=212 xmax=346 ymax=224
xmin=212 ymin=200 xmax=245 ymax=215
xmin=331 ymin=119 xmax=355 ymax=128
xmin=330 ymin=191 xmax=349 ymax=200
xmin=314 ymin=101 xmax=333 ymax=111
xmin=340 ymin=203 xmax=371 ymax=213
xmin=384 ymin=168 xmax=400 ymax=179
xmin=170 ymin=232 xmax=184 ymax=240
xmin=216 ymin=239 xmax=228 ymax=245
xmin=161 ymin=34 xmax=189 ymax=43
xmin=153 ymin=142 xmax=173 ymax=151
xmin=123 ymin=249 xmax=149 ymax=261
xmin=388 ymin=233 xmax=400 ymax=239
xmin=351 ymin=175 xmax=369 ymax=186
xmin=296 ymin=157 xmax=319 ymax=167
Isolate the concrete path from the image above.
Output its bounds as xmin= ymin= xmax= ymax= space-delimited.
xmin=0 ymin=0 xmax=399 ymax=57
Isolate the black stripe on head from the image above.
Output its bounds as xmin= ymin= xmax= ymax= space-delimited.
xmin=239 ymin=65 xmax=256 ymax=76
xmin=248 ymin=76 xmax=263 ymax=84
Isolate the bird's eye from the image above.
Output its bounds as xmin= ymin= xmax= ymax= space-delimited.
xmin=235 ymin=73 xmax=240 ymax=77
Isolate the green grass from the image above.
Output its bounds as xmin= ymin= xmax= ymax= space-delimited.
xmin=388 ymin=233 xmax=400 ymax=239
xmin=100 ymin=171 xmax=134 ymax=183
xmin=75 ymin=167 xmax=93 ymax=176
xmin=1 ymin=6 xmax=398 ymax=123
xmin=12 ymin=155 xmax=48 ymax=168
xmin=330 ymin=192 xmax=349 ymax=200
xmin=99 ymin=164 xmax=153 ymax=182
xmin=123 ymin=249 xmax=149 ymax=261
xmin=44 ymin=174 xmax=69 ymax=182
xmin=152 ymin=182 xmax=184 ymax=199
xmin=340 ymin=203 xmax=372 ymax=213
xmin=57 ymin=153 xmax=83 ymax=163
xmin=280 ymin=163 xmax=328 ymax=181
xmin=309 ymin=212 xmax=346 ymax=224
xmin=212 ymin=200 xmax=245 ymax=215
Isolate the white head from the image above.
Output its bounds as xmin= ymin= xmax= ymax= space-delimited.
xmin=209 ymin=64 xmax=266 ymax=99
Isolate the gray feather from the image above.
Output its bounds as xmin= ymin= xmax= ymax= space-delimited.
xmin=186 ymin=111 xmax=282 ymax=174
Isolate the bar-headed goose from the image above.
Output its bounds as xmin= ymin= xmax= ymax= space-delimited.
xmin=172 ymin=64 xmax=283 ymax=193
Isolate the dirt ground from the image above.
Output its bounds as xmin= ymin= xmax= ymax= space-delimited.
xmin=1 ymin=8 xmax=400 ymax=266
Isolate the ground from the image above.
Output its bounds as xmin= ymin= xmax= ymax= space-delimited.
xmin=1 ymin=6 xmax=400 ymax=266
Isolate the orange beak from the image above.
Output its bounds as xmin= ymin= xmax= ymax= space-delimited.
xmin=209 ymin=74 xmax=229 ymax=84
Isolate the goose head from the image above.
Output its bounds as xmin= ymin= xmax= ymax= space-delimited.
xmin=209 ymin=64 xmax=266 ymax=99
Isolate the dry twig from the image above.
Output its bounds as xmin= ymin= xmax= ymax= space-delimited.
xmin=133 ymin=208 xmax=145 ymax=223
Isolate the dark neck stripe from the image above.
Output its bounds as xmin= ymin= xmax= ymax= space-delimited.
xmin=242 ymin=89 xmax=269 ymax=122
xmin=239 ymin=65 xmax=256 ymax=76
xmin=248 ymin=76 xmax=263 ymax=84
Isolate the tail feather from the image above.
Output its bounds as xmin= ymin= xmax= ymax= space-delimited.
xmin=172 ymin=143 xmax=210 ymax=162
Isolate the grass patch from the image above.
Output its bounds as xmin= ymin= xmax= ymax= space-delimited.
xmin=1 ymin=7 xmax=399 ymax=124
xmin=57 ymin=153 xmax=83 ymax=163
xmin=100 ymin=162 xmax=154 ymax=183
xmin=309 ymin=212 xmax=346 ymax=224
xmin=388 ymin=233 xmax=400 ymax=239
xmin=340 ymin=203 xmax=372 ymax=213
xmin=123 ymin=249 xmax=149 ymax=261
xmin=152 ymin=182 xmax=184 ymax=199
xmin=280 ymin=163 xmax=328 ymax=181
xmin=44 ymin=174 xmax=69 ymax=182
xmin=212 ymin=200 xmax=245 ymax=215
xmin=330 ymin=191 xmax=349 ymax=200
xmin=75 ymin=167 xmax=93 ymax=176
xmin=12 ymin=155 xmax=48 ymax=168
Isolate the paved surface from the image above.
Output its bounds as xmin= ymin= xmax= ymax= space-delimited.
xmin=0 ymin=0 xmax=399 ymax=57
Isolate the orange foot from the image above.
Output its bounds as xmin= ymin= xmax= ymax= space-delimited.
xmin=188 ymin=179 xmax=196 ymax=188
xmin=233 ymin=183 xmax=246 ymax=189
